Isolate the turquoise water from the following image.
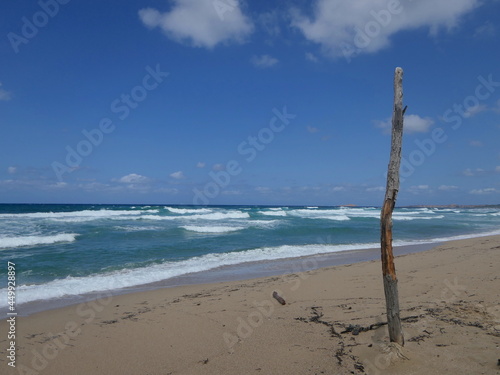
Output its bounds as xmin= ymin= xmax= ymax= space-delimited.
xmin=1 ymin=204 xmax=499 ymax=310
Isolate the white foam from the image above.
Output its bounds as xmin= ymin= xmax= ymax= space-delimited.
xmin=165 ymin=207 xmax=213 ymax=214
xmin=141 ymin=211 xmax=249 ymax=221
xmin=3 ymin=227 xmax=500 ymax=309
xmin=288 ymin=209 xmax=350 ymax=221
xmin=393 ymin=215 xmax=445 ymax=221
xmin=323 ymin=216 xmax=351 ymax=221
xmin=181 ymin=226 xmax=245 ymax=233
xmin=0 ymin=233 xmax=78 ymax=249
xmin=51 ymin=217 xmax=104 ymax=223
xmin=0 ymin=242 xmax=379 ymax=308
xmin=113 ymin=226 xmax=164 ymax=232
xmin=338 ymin=207 xmax=380 ymax=219
xmin=335 ymin=207 xmax=441 ymax=220
xmin=0 ymin=209 xmax=157 ymax=222
xmin=258 ymin=210 xmax=287 ymax=217
xmin=189 ymin=211 xmax=250 ymax=220
xmin=398 ymin=228 xmax=500 ymax=245
xmin=247 ymin=220 xmax=282 ymax=229
xmin=135 ymin=215 xmax=176 ymax=221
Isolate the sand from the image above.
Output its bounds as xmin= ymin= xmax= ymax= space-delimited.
xmin=1 ymin=235 xmax=500 ymax=375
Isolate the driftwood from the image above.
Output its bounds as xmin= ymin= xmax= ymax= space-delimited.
xmin=380 ymin=67 xmax=405 ymax=346
xmin=272 ymin=291 xmax=286 ymax=305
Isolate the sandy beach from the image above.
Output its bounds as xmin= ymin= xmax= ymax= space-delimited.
xmin=1 ymin=235 xmax=500 ymax=375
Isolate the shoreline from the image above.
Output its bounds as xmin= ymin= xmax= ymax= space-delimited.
xmin=7 ymin=225 xmax=500 ymax=317
xmin=7 ymin=241 xmax=441 ymax=317
xmin=1 ymin=234 xmax=499 ymax=374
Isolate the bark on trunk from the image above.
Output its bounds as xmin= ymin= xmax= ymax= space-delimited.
xmin=380 ymin=67 xmax=405 ymax=346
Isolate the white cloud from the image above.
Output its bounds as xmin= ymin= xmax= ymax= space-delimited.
xmin=463 ymin=168 xmax=474 ymax=176
xmin=438 ymin=185 xmax=459 ymax=191
xmin=307 ymin=125 xmax=319 ymax=133
xmin=0 ymin=177 xmax=70 ymax=191
xmin=463 ymin=104 xmax=487 ymax=118
xmin=250 ymin=54 xmax=279 ymax=68
xmin=118 ymin=173 xmax=150 ymax=184
xmin=469 ymin=187 xmax=499 ymax=195
xmin=496 ymin=166 xmax=500 ymax=173
xmin=375 ymin=119 xmax=391 ymax=133
xmin=366 ymin=186 xmax=385 ymax=192
xmin=404 ymin=114 xmax=434 ymax=133
xmin=7 ymin=166 xmax=16 ymax=174
xmin=291 ymin=0 xmax=479 ymax=59
xmin=170 ymin=171 xmax=185 ymax=179
xmin=376 ymin=114 xmax=434 ymax=134
xmin=0 ymin=83 xmax=12 ymax=101
xmin=462 ymin=167 xmax=491 ymax=176
xmin=196 ymin=162 xmax=206 ymax=168
xmin=212 ymin=163 xmax=225 ymax=171
xmin=408 ymin=185 xmax=430 ymax=194
xmin=138 ymin=0 xmax=253 ymax=49
xmin=305 ymin=52 xmax=319 ymax=62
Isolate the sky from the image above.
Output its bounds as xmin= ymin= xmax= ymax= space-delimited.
xmin=1 ymin=0 xmax=500 ymax=206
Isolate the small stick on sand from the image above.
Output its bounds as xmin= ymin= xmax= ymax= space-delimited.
xmin=272 ymin=291 xmax=286 ymax=305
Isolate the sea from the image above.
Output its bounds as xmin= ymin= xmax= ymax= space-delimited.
xmin=1 ymin=204 xmax=500 ymax=315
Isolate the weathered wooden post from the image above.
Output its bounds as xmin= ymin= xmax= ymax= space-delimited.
xmin=380 ymin=67 xmax=405 ymax=346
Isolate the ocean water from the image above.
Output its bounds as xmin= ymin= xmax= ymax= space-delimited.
xmin=1 ymin=204 xmax=500 ymax=312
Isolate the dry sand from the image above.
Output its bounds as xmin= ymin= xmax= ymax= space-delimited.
xmin=1 ymin=235 xmax=500 ymax=375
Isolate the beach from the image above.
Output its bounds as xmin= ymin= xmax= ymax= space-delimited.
xmin=1 ymin=235 xmax=499 ymax=374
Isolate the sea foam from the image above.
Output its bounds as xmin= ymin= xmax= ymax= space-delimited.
xmin=2 ymin=227 xmax=500 ymax=309
xmin=0 ymin=233 xmax=78 ymax=249
xmin=288 ymin=209 xmax=351 ymax=221
xmin=181 ymin=226 xmax=245 ymax=233
xmin=258 ymin=210 xmax=287 ymax=217
xmin=165 ymin=207 xmax=213 ymax=214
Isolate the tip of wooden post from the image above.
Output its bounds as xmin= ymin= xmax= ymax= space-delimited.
xmin=395 ymin=67 xmax=403 ymax=74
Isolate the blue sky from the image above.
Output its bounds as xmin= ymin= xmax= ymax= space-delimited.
xmin=1 ymin=0 xmax=499 ymax=206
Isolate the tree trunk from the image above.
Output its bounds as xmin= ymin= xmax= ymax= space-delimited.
xmin=380 ymin=67 xmax=405 ymax=346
